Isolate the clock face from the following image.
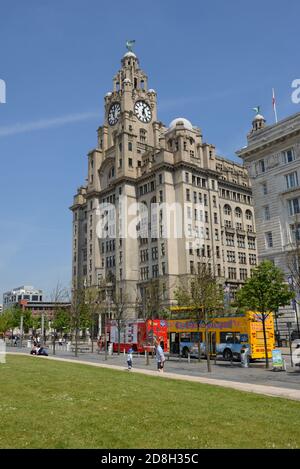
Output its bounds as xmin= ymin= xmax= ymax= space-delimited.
xmin=108 ymin=102 xmax=121 ymax=126
xmin=134 ymin=100 xmax=152 ymax=123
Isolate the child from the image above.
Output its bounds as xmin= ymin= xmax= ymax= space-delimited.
xmin=127 ymin=348 xmax=133 ymax=370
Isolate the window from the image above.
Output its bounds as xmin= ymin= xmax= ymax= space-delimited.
xmin=235 ymin=207 xmax=242 ymax=218
xmin=249 ymin=254 xmax=257 ymax=265
xmin=245 ymin=210 xmax=252 ymax=220
xmin=237 ymin=235 xmax=245 ymax=248
xmin=190 ymin=261 xmax=194 ymax=274
xmin=285 ymin=171 xmax=298 ymax=189
xmin=215 ymin=229 xmax=219 ymax=241
xmin=162 ymin=262 xmax=166 ymax=275
xmin=248 ymin=237 xmax=256 ymax=250
xmin=290 ymin=223 xmax=300 ymax=242
xmin=128 ymin=158 xmax=133 ymax=168
xmin=214 ymin=213 xmax=218 ymax=224
xmin=224 ymin=204 xmax=231 ymax=215
xmin=226 ymin=234 xmax=235 ymax=246
xmin=128 ymin=142 xmax=133 ymax=151
xmin=282 ymin=148 xmax=295 ymax=164
xmin=152 ymin=264 xmax=159 ymax=278
xmin=288 ymin=197 xmax=300 ymax=215
xmin=159 ymin=174 xmax=163 ymax=184
xmin=228 ymin=267 xmax=237 ymax=280
xmin=213 ymin=195 xmax=217 ymax=207
xmin=238 ymin=252 xmax=246 ymax=264
xmin=265 ymin=231 xmax=273 ymax=248
xmin=216 ymin=246 xmax=220 ymax=258
xmin=240 ymin=268 xmax=248 ymax=281
xmin=262 ymin=182 xmax=268 ymax=195
xmin=227 ymin=251 xmax=236 ymax=263
xmin=259 ymin=159 xmax=265 ymax=173
xmin=185 ymin=172 xmax=189 ymax=183
xmin=263 ymin=206 xmax=270 ymax=221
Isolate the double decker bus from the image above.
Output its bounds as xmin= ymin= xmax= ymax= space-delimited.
xmin=168 ymin=308 xmax=275 ymax=361
xmin=107 ymin=318 xmax=169 ymax=353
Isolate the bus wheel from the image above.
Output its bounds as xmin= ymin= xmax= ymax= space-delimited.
xmin=182 ymin=347 xmax=189 ymax=358
xmin=223 ymin=349 xmax=233 ymax=361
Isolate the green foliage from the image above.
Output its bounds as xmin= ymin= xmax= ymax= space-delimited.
xmin=52 ymin=308 xmax=71 ymax=333
xmin=236 ymin=260 xmax=294 ymax=316
xmin=0 ymin=309 xmax=14 ymax=335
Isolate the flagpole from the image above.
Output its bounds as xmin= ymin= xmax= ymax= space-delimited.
xmin=272 ymin=88 xmax=278 ymax=123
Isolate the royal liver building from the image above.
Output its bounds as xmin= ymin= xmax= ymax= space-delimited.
xmin=70 ymin=46 xmax=257 ymax=314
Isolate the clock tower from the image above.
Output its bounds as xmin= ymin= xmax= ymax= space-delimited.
xmin=97 ymin=49 xmax=159 ymax=181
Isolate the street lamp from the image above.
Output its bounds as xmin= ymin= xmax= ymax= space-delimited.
xmin=288 ymin=275 xmax=300 ymax=339
xmin=286 ymin=321 xmax=294 ymax=367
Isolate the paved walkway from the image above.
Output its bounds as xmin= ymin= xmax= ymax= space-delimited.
xmin=7 ymin=351 xmax=300 ymax=402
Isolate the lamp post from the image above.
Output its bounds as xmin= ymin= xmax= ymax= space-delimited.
xmin=288 ymin=275 xmax=300 ymax=338
xmin=287 ymin=321 xmax=293 ymax=367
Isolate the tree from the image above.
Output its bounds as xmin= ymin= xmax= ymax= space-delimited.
xmin=50 ymin=283 xmax=69 ymax=355
xmin=0 ymin=309 xmax=14 ymax=338
xmin=83 ymin=286 xmax=102 ymax=353
xmin=111 ymin=289 xmax=128 ymax=355
xmin=70 ymin=287 xmax=87 ymax=357
xmin=236 ymin=260 xmax=294 ymax=368
xmin=137 ymin=279 xmax=169 ymax=364
xmin=175 ymin=264 xmax=224 ymax=372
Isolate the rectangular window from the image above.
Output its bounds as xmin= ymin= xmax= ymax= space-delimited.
xmin=262 ymin=182 xmax=268 ymax=195
xmin=282 ymin=148 xmax=295 ymax=164
xmin=128 ymin=158 xmax=133 ymax=167
xmin=186 ymin=189 xmax=190 ymax=201
xmin=290 ymin=223 xmax=300 ymax=242
xmin=185 ymin=172 xmax=189 ymax=183
xmin=259 ymin=159 xmax=265 ymax=173
xmin=288 ymin=197 xmax=300 ymax=215
xmin=285 ymin=171 xmax=298 ymax=189
xmin=265 ymin=232 xmax=273 ymax=248
xmin=263 ymin=205 xmax=270 ymax=221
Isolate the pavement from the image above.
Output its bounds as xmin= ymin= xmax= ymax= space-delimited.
xmin=6 ymin=344 xmax=300 ymax=402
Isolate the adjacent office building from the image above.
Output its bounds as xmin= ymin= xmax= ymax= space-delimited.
xmin=3 ymin=285 xmax=43 ymax=311
xmin=237 ymin=111 xmax=300 ymax=338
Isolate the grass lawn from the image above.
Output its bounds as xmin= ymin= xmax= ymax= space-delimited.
xmin=0 ymin=355 xmax=299 ymax=449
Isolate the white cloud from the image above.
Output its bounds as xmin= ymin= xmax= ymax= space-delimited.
xmin=0 ymin=111 xmax=99 ymax=137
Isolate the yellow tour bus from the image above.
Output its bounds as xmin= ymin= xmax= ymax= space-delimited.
xmin=168 ymin=308 xmax=275 ymax=361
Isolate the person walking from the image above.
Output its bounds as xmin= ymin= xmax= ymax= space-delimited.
xmin=155 ymin=338 xmax=165 ymax=372
xmin=240 ymin=344 xmax=249 ymax=368
xmin=127 ymin=348 xmax=133 ymax=370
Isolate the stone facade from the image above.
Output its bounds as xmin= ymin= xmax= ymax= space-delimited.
xmin=70 ymin=50 xmax=257 ymax=315
xmin=237 ymin=112 xmax=300 ymax=339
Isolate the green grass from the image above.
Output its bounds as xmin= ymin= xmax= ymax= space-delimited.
xmin=0 ymin=355 xmax=300 ymax=449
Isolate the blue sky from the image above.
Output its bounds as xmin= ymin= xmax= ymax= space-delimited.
xmin=0 ymin=0 xmax=299 ymax=300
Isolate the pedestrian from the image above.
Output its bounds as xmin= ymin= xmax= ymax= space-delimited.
xmin=58 ymin=337 xmax=63 ymax=347
xmin=127 ymin=348 xmax=133 ymax=370
xmin=240 ymin=344 xmax=249 ymax=368
xmin=155 ymin=338 xmax=165 ymax=372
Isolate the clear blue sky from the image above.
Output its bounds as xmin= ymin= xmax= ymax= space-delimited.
xmin=0 ymin=0 xmax=299 ymax=300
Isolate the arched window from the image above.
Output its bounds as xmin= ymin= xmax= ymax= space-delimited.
xmin=224 ymin=204 xmax=231 ymax=216
xmin=235 ymin=207 xmax=242 ymax=218
xmin=246 ymin=210 xmax=252 ymax=220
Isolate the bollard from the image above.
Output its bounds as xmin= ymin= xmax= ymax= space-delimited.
xmin=188 ymin=353 xmax=190 ymax=363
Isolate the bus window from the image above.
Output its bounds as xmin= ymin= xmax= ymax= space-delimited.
xmin=180 ymin=333 xmax=191 ymax=342
xmin=234 ymin=333 xmax=241 ymax=344
xmin=191 ymin=332 xmax=202 ymax=342
xmin=220 ymin=332 xmax=234 ymax=344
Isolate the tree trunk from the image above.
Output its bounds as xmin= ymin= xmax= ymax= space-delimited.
xmin=117 ymin=320 xmax=121 ymax=355
xmin=197 ymin=322 xmax=201 ymax=363
xmin=205 ymin=326 xmax=211 ymax=372
xmin=75 ymin=327 xmax=78 ymax=357
xmin=91 ymin=319 xmax=94 ymax=353
xmin=262 ymin=315 xmax=269 ymax=368
xmin=146 ymin=321 xmax=150 ymax=365
xmin=52 ymin=332 xmax=56 ymax=356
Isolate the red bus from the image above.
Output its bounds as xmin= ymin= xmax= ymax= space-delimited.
xmin=107 ymin=319 xmax=169 ymax=353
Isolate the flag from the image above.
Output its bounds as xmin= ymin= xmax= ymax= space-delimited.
xmin=272 ymin=88 xmax=278 ymax=123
